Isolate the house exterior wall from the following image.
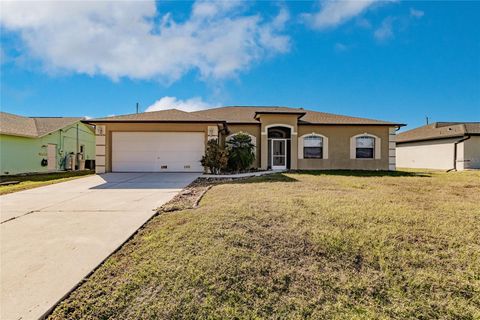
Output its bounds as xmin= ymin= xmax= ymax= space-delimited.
xmin=0 ymin=122 xmax=95 ymax=175
xmin=94 ymin=122 xmax=216 ymax=173
xmin=462 ymin=136 xmax=480 ymax=169
xmin=92 ymin=120 xmax=397 ymax=173
xmin=256 ymin=114 xmax=299 ymax=170
xmin=396 ymin=138 xmax=458 ymax=170
xmin=296 ymin=125 xmax=391 ymax=170
xmin=225 ymin=123 xmax=392 ymax=170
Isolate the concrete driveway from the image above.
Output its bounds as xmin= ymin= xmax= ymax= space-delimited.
xmin=0 ymin=172 xmax=200 ymax=320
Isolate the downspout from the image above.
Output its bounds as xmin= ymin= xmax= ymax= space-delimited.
xmin=76 ymin=123 xmax=79 ymax=154
xmin=447 ymin=136 xmax=470 ymax=172
xmin=76 ymin=123 xmax=79 ymax=169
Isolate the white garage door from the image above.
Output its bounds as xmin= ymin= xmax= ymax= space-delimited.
xmin=112 ymin=132 xmax=205 ymax=172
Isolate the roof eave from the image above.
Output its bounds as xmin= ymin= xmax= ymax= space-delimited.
xmin=82 ymin=120 xmax=226 ymax=124
xmin=253 ymin=111 xmax=307 ymax=120
xmin=396 ymin=134 xmax=471 ymax=144
xmin=225 ymin=121 xmax=405 ymax=126
xmin=299 ymin=122 xmax=406 ymax=126
xmin=0 ymin=132 xmax=39 ymax=138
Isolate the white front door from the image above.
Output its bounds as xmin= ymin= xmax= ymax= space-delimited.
xmin=271 ymin=139 xmax=287 ymax=170
xmin=47 ymin=144 xmax=57 ymax=171
xmin=112 ymin=132 xmax=205 ymax=172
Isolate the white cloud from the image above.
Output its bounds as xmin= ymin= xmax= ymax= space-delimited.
xmin=356 ymin=17 xmax=372 ymax=29
xmin=303 ymin=0 xmax=378 ymax=29
xmin=334 ymin=42 xmax=349 ymax=52
xmin=0 ymin=1 xmax=290 ymax=82
xmin=410 ymin=8 xmax=424 ymax=18
xmin=374 ymin=17 xmax=395 ymax=41
xmin=145 ymin=96 xmax=219 ymax=113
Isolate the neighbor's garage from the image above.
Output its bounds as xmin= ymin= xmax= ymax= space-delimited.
xmin=112 ymin=132 xmax=205 ymax=172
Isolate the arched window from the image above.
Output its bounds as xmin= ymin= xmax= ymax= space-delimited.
xmin=355 ymin=136 xmax=375 ymax=159
xmin=303 ymin=135 xmax=323 ymax=159
xmin=298 ymin=133 xmax=328 ymax=160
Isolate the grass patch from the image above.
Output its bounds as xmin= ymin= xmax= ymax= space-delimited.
xmin=49 ymin=170 xmax=480 ymax=319
xmin=0 ymin=170 xmax=94 ymax=195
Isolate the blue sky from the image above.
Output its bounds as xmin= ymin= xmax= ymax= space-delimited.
xmin=1 ymin=1 xmax=479 ymax=130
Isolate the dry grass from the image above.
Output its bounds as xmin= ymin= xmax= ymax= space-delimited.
xmin=0 ymin=171 xmax=94 ymax=195
xmin=49 ymin=170 xmax=480 ymax=319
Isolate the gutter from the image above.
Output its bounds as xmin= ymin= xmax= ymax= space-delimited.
xmin=81 ymin=120 xmax=225 ymax=124
xmin=447 ymin=135 xmax=471 ymax=172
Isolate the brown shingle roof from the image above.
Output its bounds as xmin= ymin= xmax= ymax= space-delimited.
xmin=193 ymin=106 xmax=402 ymax=125
xmin=396 ymin=122 xmax=480 ymax=143
xmin=0 ymin=112 xmax=83 ymax=138
xmin=86 ymin=106 xmax=402 ymax=126
xmin=88 ymin=109 xmax=223 ymax=122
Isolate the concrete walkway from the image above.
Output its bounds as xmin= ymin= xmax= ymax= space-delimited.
xmin=0 ymin=172 xmax=200 ymax=320
xmin=202 ymin=170 xmax=283 ymax=179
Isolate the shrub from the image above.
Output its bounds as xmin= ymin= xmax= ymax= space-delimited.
xmin=226 ymin=133 xmax=255 ymax=173
xmin=201 ymin=139 xmax=228 ymax=174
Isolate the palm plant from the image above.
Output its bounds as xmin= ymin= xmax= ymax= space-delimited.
xmin=226 ymin=133 xmax=255 ymax=173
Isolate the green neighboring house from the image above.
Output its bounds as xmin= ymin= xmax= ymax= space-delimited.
xmin=0 ymin=112 xmax=95 ymax=175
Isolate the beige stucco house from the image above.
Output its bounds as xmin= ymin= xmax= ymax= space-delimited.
xmin=85 ymin=106 xmax=404 ymax=174
xmin=396 ymin=122 xmax=480 ymax=171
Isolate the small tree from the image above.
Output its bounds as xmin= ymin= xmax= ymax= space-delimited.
xmin=201 ymin=139 xmax=228 ymax=174
xmin=226 ymin=133 xmax=255 ymax=173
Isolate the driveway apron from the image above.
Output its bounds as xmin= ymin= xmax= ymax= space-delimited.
xmin=0 ymin=172 xmax=200 ymax=320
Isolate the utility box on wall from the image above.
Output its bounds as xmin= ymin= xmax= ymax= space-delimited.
xmin=207 ymin=126 xmax=219 ymax=141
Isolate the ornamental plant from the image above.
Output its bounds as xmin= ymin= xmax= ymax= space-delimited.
xmin=226 ymin=132 xmax=255 ymax=173
xmin=201 ymin=139 xmax=228 ymax=174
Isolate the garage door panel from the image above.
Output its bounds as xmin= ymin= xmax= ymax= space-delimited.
xmin=112 ymin=132 xmax=205 ymax=172
xmin=113 ymin=161 xmax=158 ymax=172
xmin=158 ymin=151 xmax=202 ymax=161
xmin=113 ymin=151 xmax=157 ymax=162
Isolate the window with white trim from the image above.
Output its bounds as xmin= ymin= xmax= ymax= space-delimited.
xmin=303 ymin=135 xmax=323 ymax=159
xmin=356 ymin=136 xmax=375 ymax=159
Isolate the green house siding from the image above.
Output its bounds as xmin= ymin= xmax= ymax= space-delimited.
xmin=0 ymin=122 xmax=95 ymax=175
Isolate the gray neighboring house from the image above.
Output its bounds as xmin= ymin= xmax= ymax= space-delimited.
xmin=396 ymin=122 xmax=480 ymax=170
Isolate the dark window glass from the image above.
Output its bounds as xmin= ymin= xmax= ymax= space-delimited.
xmin=355 ymin=136 xmax=375 ymax=159
xmin=356 ymin=148 xmax=374 ymax=158
xmin=304 ymin=147 xmax=323 ymax=159
xmin=303 ymin=135 xmax=323 ymax=159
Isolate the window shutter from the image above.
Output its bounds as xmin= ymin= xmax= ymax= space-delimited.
xmin=350 ymin=136 xmax=356 ymax=159
xmin=323 ymin=136 xmax=329 ymax=159
xmin=298 ymin=136 xmax=304 ymax=159
xmin=375 ymin=137 xmax=381 ymax=159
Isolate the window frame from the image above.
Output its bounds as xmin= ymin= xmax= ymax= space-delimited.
xmin=299 ymin=133 xmax=328 ymax=160
xmin=355 ymin=136 xmax=375 ymax=159
xmin=303 ymin=135 xmax=323 ymax=159
xmin=350 ymin=133 xmax=381 ymax=160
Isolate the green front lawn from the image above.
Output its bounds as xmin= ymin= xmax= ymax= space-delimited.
xmin=0 ymin=170 xmax=94 ymax=195
xmin=50 ymin=170 xmax=480 ymax=319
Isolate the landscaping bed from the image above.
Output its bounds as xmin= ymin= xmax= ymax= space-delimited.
xmin=49 ymin=170 xmax=480 ymax=319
